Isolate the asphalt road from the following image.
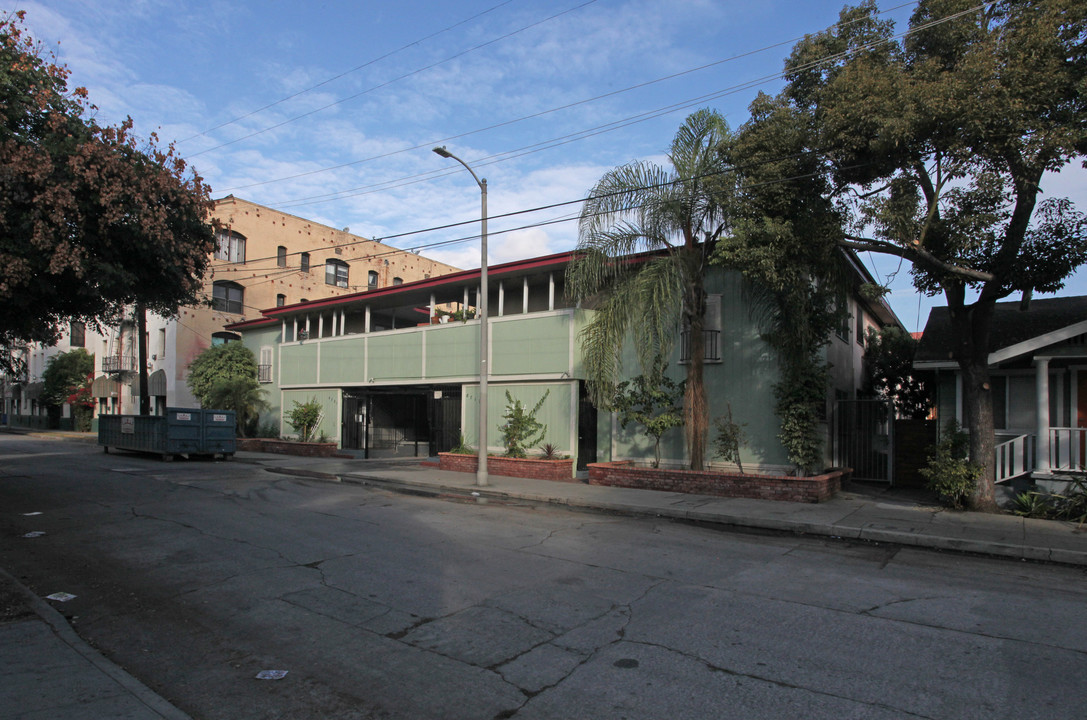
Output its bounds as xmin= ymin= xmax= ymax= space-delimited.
xmin=1 ymin=434 xmax=1085 ymax=720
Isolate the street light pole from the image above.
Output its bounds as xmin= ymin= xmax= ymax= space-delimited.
xmin=433 ymin=146 xmax=488 ymax=487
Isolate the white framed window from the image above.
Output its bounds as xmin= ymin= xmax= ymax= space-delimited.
xmin=214 ymin=229 xmax=246 ymax=263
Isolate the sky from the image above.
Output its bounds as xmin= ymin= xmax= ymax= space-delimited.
xmin=13 ymin=0 xmax=1087 ymax=332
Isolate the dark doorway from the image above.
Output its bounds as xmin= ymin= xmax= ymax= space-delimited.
xmin=428 ymin=387 xmax=462 ymax=454
xmin=577 ymin=382 xmax=598 ymax=471
xmin=342 ymin=392 xmax=368 ymax=452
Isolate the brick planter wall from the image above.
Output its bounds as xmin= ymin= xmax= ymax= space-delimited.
xmin=257 ymin=439 xmax=339 ymax=457
xmin=438 ymin=453 xmax=575 ymax=481
xmin=587 ymin=461 xmax=849 ymax=503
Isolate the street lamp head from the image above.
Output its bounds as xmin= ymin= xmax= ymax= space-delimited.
xmin=432 ymin=146 xmax=453 ymax=159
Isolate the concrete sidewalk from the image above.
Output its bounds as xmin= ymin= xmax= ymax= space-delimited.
xmin=0 ymin=568 xmax=191 ymax=720
xmin=251 ymin=452 xmax=1087 ymax=567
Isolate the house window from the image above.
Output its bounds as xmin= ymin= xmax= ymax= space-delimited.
xmin=211 ymin=331 xmax=240 ymax=346
xmin=856 ymin=311 xmax=865 ymax=345
xmin=300 ymin=252 xmax=310 ymax=273
xmin=325 ymin=259 xmax=349 ymax=287
xmin=276 ymin=294 xmax=286 ymax=307
xmin=212 ymin=281 xmax=244 ymax=314
xmin=836 ymin=295 xmax=850 ymax=341
xmin=258 ymin=346 xmax=273 ymax=383
xmin=393 ymin=277 xmax=403 ymax=286
xmin=680 ymin=295 xmax=722 ymax=364
xmin=214 ymin=229 xmax=246 ymax=263
xmin=277 ymin=246 xmax=287 ymax=267
xmin=368 ymin=270 xmax=379 ymax=288
xmin=70 ymin=321 xmax=85 ymax=348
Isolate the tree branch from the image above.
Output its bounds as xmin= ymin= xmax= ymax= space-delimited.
xmin=840 ymin=236 xmax=995 ymax=282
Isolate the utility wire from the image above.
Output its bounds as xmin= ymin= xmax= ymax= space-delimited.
xmin=178 ymin=0 xmax=518 ymax=144
xmin=189 ymin=0 xmax=599 ymax=158
xmin=218 ymin=0 xmax=932 ymax=192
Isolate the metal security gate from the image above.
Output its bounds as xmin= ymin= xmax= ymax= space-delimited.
xmin=834 ymin=399 xmax=894 ymax=484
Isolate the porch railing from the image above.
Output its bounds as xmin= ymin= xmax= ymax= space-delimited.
xmin=1048 ymin=427 xmax=1087 ymax=473
xmin=994 ymin=434 xmax=1034 ymax=484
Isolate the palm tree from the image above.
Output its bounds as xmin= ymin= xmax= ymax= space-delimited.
xmin=566 ymin=109 xmax=733 ymax=470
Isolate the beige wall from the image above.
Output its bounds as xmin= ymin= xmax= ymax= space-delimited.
xmin=176 ymin=196 xmax=461 ymax=402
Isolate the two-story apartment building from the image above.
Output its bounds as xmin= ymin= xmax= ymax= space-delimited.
xmin=227 ymin=250 xmax=898 ymax=475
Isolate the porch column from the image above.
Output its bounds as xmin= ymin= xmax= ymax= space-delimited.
xmin=430 ymin=293 xmax=436 ymax=322
xmin=292 ymin=317 xmax=298 ymax=342
xmin=1035 ymin=357 xmax=1050 ymax=474
xmin=498 ymin=282 xmax=505 ymax=317
xmin=318 ymin=314 xmax=324 ymax=339
xmin=364 ymin=306 xmax=371 ymax=334
xmin=548 ymin=273 xmax=555 ymax=311
xmin=523 ymin=277 xmax=529 ymax=314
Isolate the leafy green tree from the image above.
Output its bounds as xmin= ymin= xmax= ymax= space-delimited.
xmin=712 ymin=91 xmax=849 ymax=475
xmin=186 ymin=343 xmax=258 ymax=408
xmin=864 ymin=326 xmax=931 ymax=419
xmin=611 ymin=370 xmax=685 ymax=469
xmin=566 ymin=109 xmax=734 ymax=470
xmin=736 ymin=0 xmax=1087 ymax=509
xmin=500 ymin=390 xmax=549 ymax=458
xmin=205 ymin=377 xmax=269 ymax=438
xmin=712 ymin=403 xmax=747 ymax=475
xmin=0 ymin=12 xmax=215 ymax=371
xmin=40 ymin=348 xmax=94 ymax=409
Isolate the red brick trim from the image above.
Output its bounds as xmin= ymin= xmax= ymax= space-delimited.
xmin=438 ymin=453 xmax=575 ymax=481
xmin=587 ymin=461 xmax=848 ymax=503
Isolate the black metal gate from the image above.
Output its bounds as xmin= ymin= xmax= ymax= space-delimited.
xmin=833 ymin=399 xmax=894 ymax=484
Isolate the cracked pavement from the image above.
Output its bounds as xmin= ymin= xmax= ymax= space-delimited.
xmin=1 ymin=435 xmax=1086 ymax=719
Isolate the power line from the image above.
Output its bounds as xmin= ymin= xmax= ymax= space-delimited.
xmin=178 ymin=0 xmax=518 ymax=145
xmin=217 ymin=0 xmax=929 ymax=193
xmin=189 ymin=0 xmax=599 ymax=158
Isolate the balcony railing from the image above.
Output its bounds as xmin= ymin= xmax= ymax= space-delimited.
xmin=680 ymin=329 xmax=721 ymax=363
xmin=257 ymin=364 xmax=273 ymax=383
xmin=102 ymin=356 xmax=138 ymax=373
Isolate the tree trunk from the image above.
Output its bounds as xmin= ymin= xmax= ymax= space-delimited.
xmin=685 ymin=282 xmax=707 ymax=470
xmin=948 ymin=294 xmax=999 ymax=512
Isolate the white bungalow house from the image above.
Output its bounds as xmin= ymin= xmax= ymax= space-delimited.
xmin=915 ymin=296 xmax=1087 ymax=490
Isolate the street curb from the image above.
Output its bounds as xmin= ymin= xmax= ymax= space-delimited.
xmin=0 ymin=566 xmax=193 ymax=720
xmin=322 ymin=471 xmax=1087 ymax=568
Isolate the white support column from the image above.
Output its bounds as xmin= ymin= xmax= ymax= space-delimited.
xmin=318 ymin=314 xmax=324 ymax=339
xmin=498 ymin=282 xmax=505 ymax=317
xmin=430 ymin=293 xmax=436 ymax=322
xmin=548 ymin=273 xmax=555 ymax=311
xmin=305 ymin=315 xmax=311 ymax=336
xmin=292 ymin=317 xmax=298 ymax=342
xmin=340 ymin=309 xmax=346 ymax=335
xmin=281 ymin=320 xmax=287 ymax=343
xmin=523 ymin=277 xmax=529 ymax=314
xmin=1036 ymin=357 xmax=1051 ymax=473
xmin=463 ymin=287 xmax=469 ymax=315
xmin=364 ymin=306 xmax=371 ymax=334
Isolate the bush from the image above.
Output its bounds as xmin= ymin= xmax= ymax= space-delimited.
xmin=712 ymin=403 xmax=747 ymax=474
xmin=919 ymin=422 xmax=982 ymax=509
xmin=500 ymin=390 xmax=549 ymax=458
xmin=187 ymin=343 xmax=259 ymax=408
xmin=287 ymin=398 xmax=322 ymax=442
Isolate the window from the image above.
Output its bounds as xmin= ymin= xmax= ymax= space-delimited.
xmin=211 ymin=331 xmax=240 ymax=346
xmin=277 ymin=246 xmax=287 ymax=267
xmin=393 ymin=277 xmax=403 ymax=286
xmin=214 ymin=229 xmax=246 ymax=263
xmin=212 ymin=281 xmax=244 ymax=314
xmin=680 ymin=295 xmax=722 ymax=364
xmin=276 ymin=294 xmax=286 ymax=307
xmin=836 ymin=295 xmax=850 ymax=341
xmin=300 ymin=252 xmax=310 ymax=273
xmin=325 ymin=259 xmax=349 ymax=287
xmin=856 ymin=309 xmax=865 ymax=345
xmin=258 ymin=346 xmax=273 ymax=383
xmin=368 ymin=270 xmax=378 ymax=288
xmin=69 ymin=321 xmax=85 ymax=348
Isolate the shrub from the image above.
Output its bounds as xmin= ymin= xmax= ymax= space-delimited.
xmin=611 ymin=370 xmax=685 ymax=469
xmin=500 ymin=390 xmax=549 ymax=458
xmin=712 ymin=403 xmax=747 ymax=474
xmin=919 ymin=422 xmax=982 ymax=509
xmin=287 ymin=398 xmax=323 ymax=442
